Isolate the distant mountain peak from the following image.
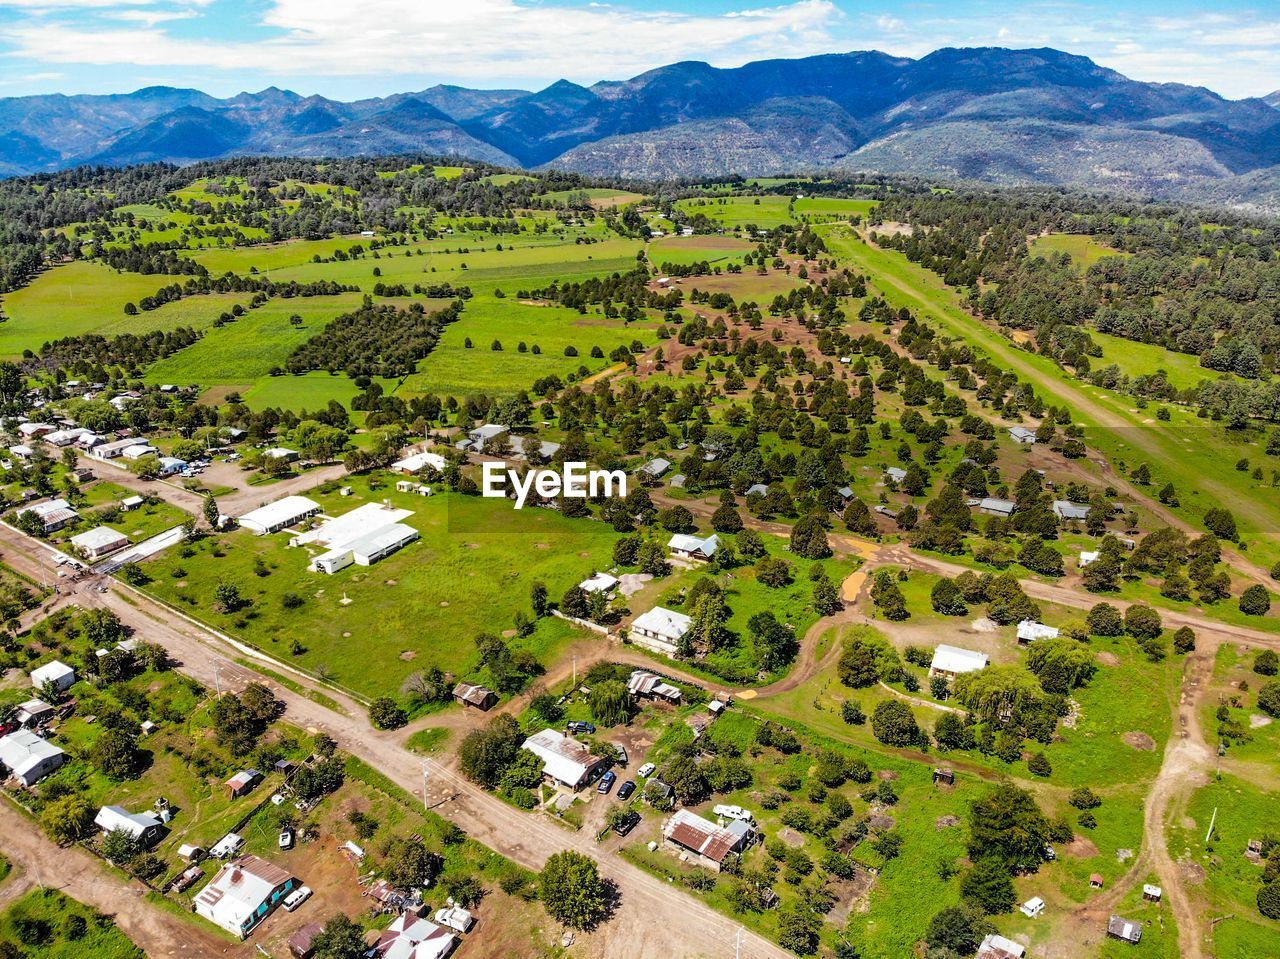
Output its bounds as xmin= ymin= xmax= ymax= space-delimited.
xmin=0 ymin=46 xmax=1277 ymax=209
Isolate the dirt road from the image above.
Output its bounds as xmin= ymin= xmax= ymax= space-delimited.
xmin=0 ymin=798 xmax=231 ymax=956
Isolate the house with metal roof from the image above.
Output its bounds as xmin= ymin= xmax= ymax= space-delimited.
xmin=1106 ymin=915 xmax=1143 ymax=945
xmin=30 ymin=660 xmax=75 ymax=692
xmin=667 ymin=532 xmax=720 ymax=561
xmin=521 ymin=729 xmax=605 ymax=791
xmin=627 ymin=670 xmax=681 ymax=703
xmin=370 ymin=913 xmax=456 ymax=959
xmin=629 ymin=606 xmax=692 ymax=656
xmin=579 ymin=572 xmax=619 ymax=595
xmin=392 ymin=450 xmax=448 ymax=474
xmin=885 ymin=466 xmax=908 ymax=483
xmin=19 ymin=498 xmax=78 ymax=531
xmin=452 ymin=682 xmax=497 ymax=711
xmin=95 ymin=805 xmax=165 ymax=847
xmin=0 ymin=730 xmax=65 ymax=785
xmin=194 ymin=855 xmax=298 ymax=939
xmin=1009 ymin=426 xmax=1037 ymax=444
xmin=70 ymin=525 xmax=128 ymax=560
xmin=238 ymin=496 xmax=320 ymax=534
xmin=1017 ymin=620 xmax=1060 ymax=643
xmin=976 ymin=934 xmax=1026 ymax=959
xmin=662 ymin=809 xmax=749 ymax=872
xmin=977 ymin=497 xmax=1016 ymax=517
xmin=1053 ymin=500 xmax=1091 ymax=521
xmin=638 ymin=457 xmax=671 ymax=478
xmin=929 ymin=644 xmax=989 ymax=679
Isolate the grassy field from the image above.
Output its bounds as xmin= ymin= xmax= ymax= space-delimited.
xmin=794 ymin=197 xmax=879 ymax=219
xmin=675 ymin=195 xmax=796 ymax=229
xmin=141 ymin=482 xmax=621 ymax=699
xmin=0 ymin=889 xmax=144 ymax=959
xmin=1087 ymin=329 xmax=1215 ymax=392
xmin=401 ymin=296 xmax=659 ymax=396
xmin=1030 ymin=233 xmax=1130 ymax=269
xmin=540 ymin=188 xmax=646 ymax=208
xmin=648 ymin=235 xmax=754 ymax=269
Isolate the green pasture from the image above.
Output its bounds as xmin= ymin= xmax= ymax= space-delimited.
xmin=1029 ymin=233 xmax=1130 ymax=269
xmin=675 ymin=195 xmax=796 ymax=229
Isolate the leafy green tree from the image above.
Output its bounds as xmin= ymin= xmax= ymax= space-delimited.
xmin=789 ymin=517 xmax=831 ymax=559
xmin=311 ymin=914 xmax=367 ymax=959
xmin=369 ymin=697 xmax=407 ymax=730
xmin=1257 ymin=680 xmax=1280 ymax=717
xmin=1086 ymin=602 xmax=1124 ymax=636
xmin=961 ymin=857 xmax=1016 ymax=914
xmin=1124 ymin=604 xmax=1162 ymax=639
xmin=930 ymin=578 xmax=967 ymax=616
xmin=539 ymin=852 xmax=610 ymax=929
xmin=588 ymin=681 xmax=633 ymax=726
xmin=927 ymin=904 xmax=996 ymax=954
xmin=40 ymin=794 xmax=94 ymax=844
xmin=1255 ymin=649 xmax=1279 ymax=676
xmin=1239 ymin=584 xmax=1272 ymax=617
xmin=92 ymin=727 xmax=144 ymax=779
xmin=871 ymin=700 xmax=920 ymax=746
xmin=968 ymin=782 xmax=1050 ymax=869
xmin=776 ymin=901 xmax=822 ymax=954
xmin=459 ymin=715 xmax=524 ymax=789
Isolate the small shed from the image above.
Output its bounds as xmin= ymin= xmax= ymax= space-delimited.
xmin=1020 ymin=896 xmax=1045 ymax=918
xmin=1089 ymin=873 xmax=1105 ymax=889
xmin=1142 ymin=884 xmax=1162 ymax=902
xmin=932 ymin=767 xmax=954 ymax=787
xmin=453 ymin=683 xmax=497 ymax=711
xmin=289 ymin=922 xmax=324 ymax=959
xmin=226 ymin=769 xmax=262 ymax=798
xmin=1107 ymin=915 xmax=1143 ymax=944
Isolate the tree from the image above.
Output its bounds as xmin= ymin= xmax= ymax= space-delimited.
xmin=539 ymin=851 xmax=609 ymax=929
xmin=92 ymin=727 xmax=144 ymax=779
xmin=789 ymin=516 xmax=831 ymax=559
xmin=1173 ymin=626 xmax=1197 ymax=654
xmin=530 ymin=581 xmax=549 ymax=617
xmin=369 ymin=697 xmax=407 ymax=730
xmin=589 ymin=681 xmax=633 ymax=726
xmin=663 ymin=754 xmax=710 ymax=804
xmin=213 ymin=581 xmax=244 ymax=613
xmin=930 ymin=578 xmax=967 ymax=616
xmin=1259 ymin=882 xmax=1280 ymax=920
xmin=1086 ymin=602 xmax=1124 ymax=636
xmin=1255 ymin=649 xmax=1279 ymax=676
xmin=871 ymin=700 xmax=920 ymax=746
xmin=927 ymin=905 xmax=996 ymax=955
xmin=1203 ymin=508 xmax=1237 ymax=541
xmin=202 ymin=494 xmax=220 ymax=528
xmin=1258 ymin=680 xmax=1280 ymax=717
xmin=961 ymin=857 xmax=1016 ymax=914
xmin=1027 ymin=752 xmax=1052 ymax=777
xmin=1239 ymin=584 xmax=1272 ymax=617
xmin=311 ymin=914 xmax=367 ymax=959
xmin=842 ymin=498 xmax=877 ymax=536
xmin=953 ymin=665 xmax=1042 ymax=725
xmin=382 ymin=838 xmax=439 ymax=888
xmin=40 ymin=794 xmax=94 ymax=844
xmin=838 ymin=633 xmax=895 ymax=688
xmin=711 ymin=503 xmax=743 ymax=533
xmin=755 ymin=556 xmax=791 ymax=588
xmin=748 ymin=611 xmax=795 ymax=672
xmin=459 ymin=715 xmax=524 ymax=788
xmin=968 ymin=783 xmax=1050 ymax=869
xmin=1124 ymin=604 xmax=1162 ymax=639
xmin=776 ymin=901 xmax=822 ymax=954
xmin=812 ymin=576 xmax=840 ymax=615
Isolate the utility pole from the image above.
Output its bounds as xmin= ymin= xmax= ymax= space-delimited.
xmin=1205 ymin=806 xmax=1218 ymax=844
xmin=422 ymin=760 xmax=430 ymax=812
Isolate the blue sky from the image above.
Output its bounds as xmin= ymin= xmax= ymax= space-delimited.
xmin=0 ymin=0 xmax=1276 ymax=100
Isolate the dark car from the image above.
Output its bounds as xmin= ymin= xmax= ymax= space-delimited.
xmin=614 ymin=811 xmax=641 ymax=836
xmin=597 ymin=770 xmax=617 ymax=794
xmin=617 ymin=780 xmax=636 ymax=800
xmin=568 ymin=721 xmax=596 ymax=735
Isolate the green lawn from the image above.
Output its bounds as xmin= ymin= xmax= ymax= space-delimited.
xmin=675 ymin=195 xmax=796 ymax=229
xmin=648 ymin=235 xmax=754 ymax=269
xmin=141 ymin=482 xmax=621 ymax=699
xmin=1029 ymin=233 xmax=1130 ymax=269
xmin=0 ymin=889 xmax=144 ymax=959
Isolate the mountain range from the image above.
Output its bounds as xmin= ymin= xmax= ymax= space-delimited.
xmin=4 ymin=48 xmax=1280 ymax=206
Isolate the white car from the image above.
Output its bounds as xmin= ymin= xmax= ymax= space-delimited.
xmin=283 ymin=886 xmax=312 ymax=911
xmin=278 ymin=828 xmax=293 ymax=849
xmin=713 ymin=804 xmax=755 ymax=824
xmin=637 ymin=762 xmax=655 ymax=778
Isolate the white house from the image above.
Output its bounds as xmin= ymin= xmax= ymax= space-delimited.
xmin=1020 ymin=896 xmax=1046 ymax=918
xmin=638 ymin=457 xmax=671 ymax=478
xmin=928 ymin=644 xmax=989 ymax=679
xmin=157 ymin=456 xmax=187 ymax=476
xmin=16 ymin=422 xmax=52 ymax=438
xmin=0 ymin=730 xmax=65 ymax=785
xmin=19 ymin=498 xmax=78 ymax=532
xmin=392 ymin=450 xmax=448 ymax=474
xmin=1017 ymin=620 xmax=1060 ymax=643
xmin=467 ymin=424 xmax=509 ymax=452
xmin=121 ymin=443 xmax=158 ymax=460
xmin=579 ymin=572 xmax=619 ymax=595
xmin=7 ymin=444 xmax=32 ymax=462
xmin=30 ymin=660 xmax=75 ymax=693
xmin=977 ymin=498 xmax=1016 ymax=517
xmin=370 ymin=913 xmax=456 ymax=959
xmin=238 ymin=496 xmax=320 ymax=534
xmin=1053 ymin=500 xmax=1090 ymax=521
xmin=14 ymin=699 xmax=55 ymax=727
xmin=629 ymin=606 xmax=692 ymax=656
xmin=194 ymin=855 xmax=298 ymax=939
xmin=262 ymin=447 xmax=298 ymax=462
xmin=1009 ymin=426 xmax=1037 ymax=445
xmin=70 ymin=526 xmax=128 ymax=560
xmin=521 ymin=729 xmax=605 ymax=791
xmin=977 ymin=934 xmax=1026 ymax=959
xmin=1079 ymin=550 xmax=1100 ymax=567
xmin=313 ymin=523 xmax=418 ymax=574
xmin=297 ymin=502 xmax=419 ymax=574
xmin=667 ymin=533 xmax=720 ymax=561
xmin=92 ymin=438 xmax=142 ymax=460
xmin=95 ymin=805 xmax=165 ymax=847
xmin=885 ymin=466 xmax=908 ymax=483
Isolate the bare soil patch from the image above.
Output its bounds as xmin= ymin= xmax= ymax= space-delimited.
xmin=1065 ymin=837 xmax=1099 ymax=858
xmin=777 ymin=827 xmax=806 ymax=848
xmin=1096 ymin=651 xmax=1121 ymax=666
xmin=936 ymin=815 xmax=961 ymax=830
xmin=1249 ymin=714 xmax=1273 ymax=729
xmin=1123 ymin=731 xmax=1157 ymax=751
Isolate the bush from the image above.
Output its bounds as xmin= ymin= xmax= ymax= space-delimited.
xmin=1254 ymin=649 xmax=1278 ymax=676
xmin=871 ymin=700 xmax=921 ymax=746
xmin=1068 ymin=786 xmax=1102 ymax=809
xmin=369 ymin=697 xmax=408 ymax=730
xmin=1087 ymin=602 xmax=1124 ymax=636
xmin=1123 ymin=604 xmax=1162 ymax=639
xmin=1027 ymin=753 xmax=1052 ymax=777
xmin=1258 ymin=680 xmax=1280 ymax=717
xmin=1239 ymin=584 xmax=1272 ymax=617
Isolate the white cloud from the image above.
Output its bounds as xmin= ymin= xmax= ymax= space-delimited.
xmin=2 ymin=0 xmax=842 ymax=86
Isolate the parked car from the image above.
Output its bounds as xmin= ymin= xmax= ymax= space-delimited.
xmin=613 ymin=811 xmax=641 ymax=836
xmin=567 ymin=721 xmax=596 ymax=735
xmin=597 ymin=770 xmax=617 ymax=794
xmin=617 ymin=780 xmax=636 ymax=800
xmin=637 ymin=762 xmax=655 ymax=778
xmin=278 ymin=828 xmax=293 ymax=849
xmin=614 ymin=744 xmax=628 ymax=765
xmin=283 ymin=886 xmax=312 ymax=911
xmin=713 ymin=804 xmax=755 ymax=824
